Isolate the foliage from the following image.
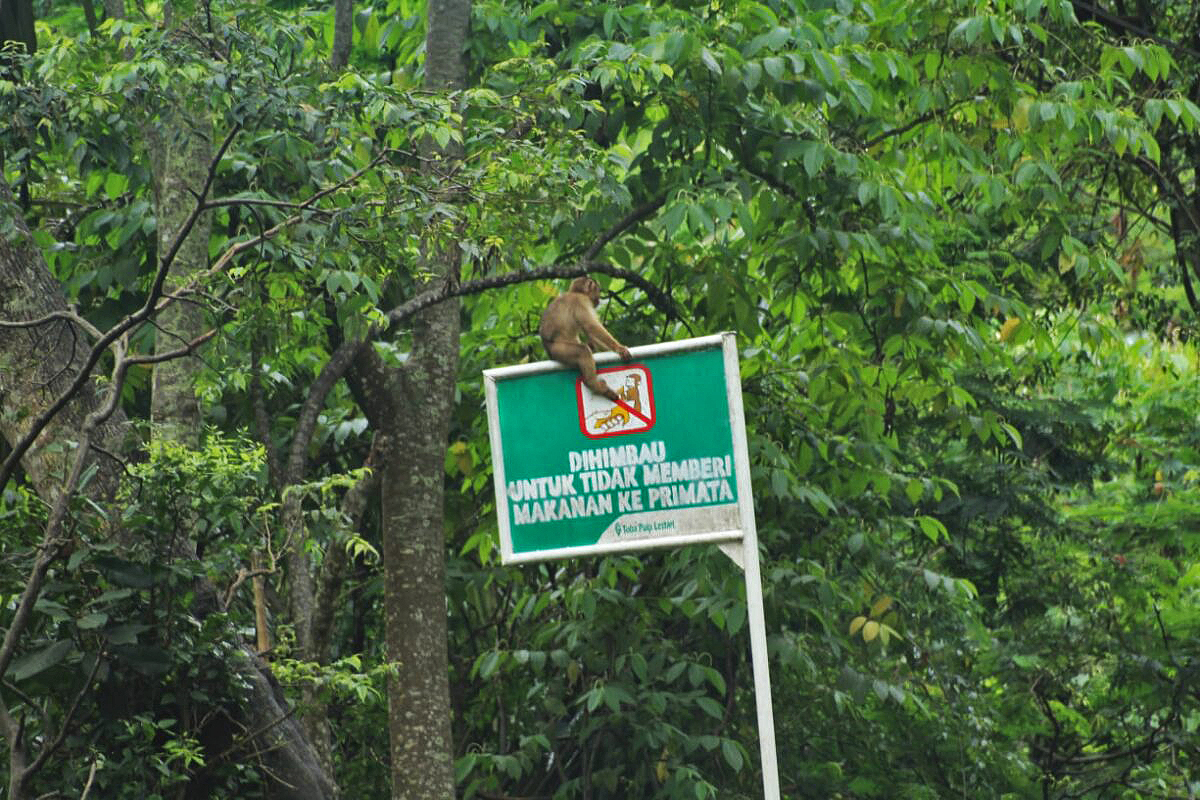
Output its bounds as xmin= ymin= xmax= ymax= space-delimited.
xmin=3 ymin=0 xmax=1200 ymax=796
xmin=0 ymin=435 xmax=271 ymax=797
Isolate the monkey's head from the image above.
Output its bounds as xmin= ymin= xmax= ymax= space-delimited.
xmin=569 ymin=276 xmax=602 ymax=305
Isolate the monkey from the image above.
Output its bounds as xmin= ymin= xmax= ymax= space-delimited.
xmin=539 ymin=276 xmax=632 ymax=402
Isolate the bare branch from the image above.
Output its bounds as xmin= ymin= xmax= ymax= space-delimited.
xmin=223 ymin=567 xmax=275 ymax=610
xmin=581 ymin=195 xmax=666 ymax=262
xmin=0 ymin=327 xmax=215 ymax=792
xmin=0 ymin=132 xmax=377 ymax=496
xmin=279 ymin=261 xmax=681 ymax=491
xmin=78 ymin=760 xmax=99 ymax=800
xmin=194 ymin=149 xmax=393 ymax=294
xmin=863 ymin=98 xmax=970 ymax=150
xmin=26 ymin=652 xmax=104 ymax=778
xmin=124 ymin=330 xmax=217 ymax=367
xmin=0 ymin=309 xmax=104 ymax=340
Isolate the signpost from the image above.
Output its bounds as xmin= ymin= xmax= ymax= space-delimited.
xmin=483 ymin=332 xmax=780 ymax=800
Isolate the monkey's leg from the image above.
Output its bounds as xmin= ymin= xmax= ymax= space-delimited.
xmin=578 ymin=357 xmax=620 ymax=402
xmin=546 ymin=341 xmax=618 ymax=401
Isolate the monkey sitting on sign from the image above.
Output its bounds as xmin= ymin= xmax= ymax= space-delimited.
xmin=539 ymin=276 xmax=631 ymax=402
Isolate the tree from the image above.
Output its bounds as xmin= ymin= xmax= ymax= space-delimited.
xmin=352 ymin=2 xmax=470 ymax=796
xmin=0 ymin=162 xmax=338 ymax=797
xmin=3 ymin=0 xmax=1200 ymax=796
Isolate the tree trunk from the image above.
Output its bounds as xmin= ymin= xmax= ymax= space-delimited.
xmin=353 ymin=4 xmax=470 ymax=798
xmin=331 ymin=0 xmax=353 ymax=70
xmin=354 ymin=291 xmax=460 ymax=800
xmin=141 ymin=4 xmax=340 ymax=794
xmin=0 ymin=181 xmax=127 ymax=502
xmin=147 ymin=99 xmax=209 ymax=445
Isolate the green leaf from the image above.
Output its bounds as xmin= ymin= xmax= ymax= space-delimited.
xmin=664 ymin=661 xmax=687 ymax=682
xmin=105 ymin=624 xmax=151 ymax=646
xmin=999 ymin=422 xmax=1024 ymax=449
xmin=856 ymin=180 xmax=875 ymax=206
xmin=77 ymin=612 xmax=109 ymax=630
xmin=917 ymin=516 xmax=947 ymax=542
xmin=604 ymin=684 xmax=634 ymax=712
xmin=91 ymin=588 xmax=134 ymax=605
xmin=846 ymin=79 xmax=874 ymax=112
xmin=104 ymin=172 xmax=128 ymax=200
xmin=725 ymin=603 xmax=746 ymax=635
xmin=923 ymin=52 xmax=940 ymax=80
xmin=95 ymin=556 xmax=155 ymax=588
xmin=721 ymin=739 xmax=744 ymax=771
xmin=878 ymin=185 xmax=898 ymax=217
xmin=687 ymin=203 xmax=714 ymax=236
xmin=770 ymin=468 xmax=789 ymax=497
xmin=478 ymin=650 xmax=501 ymax=679
xmin=85 ymin=171 xmax=105 ymax=199
xmin=113 ymin=645 xmax=172 ymax=676
xmin=7 ymin=640 xmax=73 ymax=682
xmin=742 ymin=61 xmax=762 ymax=91
xmin=802 ymin=142 xmax=825 ymax=177
xmin=696 ymin=696 xmax=724 ymax=720
xmin=67 ymin=548 xmax=89 ymax=571
xmin=660 ymin=203 xmax=687 ymax=236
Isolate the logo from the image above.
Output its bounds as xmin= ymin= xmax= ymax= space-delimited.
xmin=577 ymin=364 xmax=655 ymax=439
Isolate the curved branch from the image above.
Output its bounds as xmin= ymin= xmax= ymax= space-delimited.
xmin=385 ymin=261 xmax=680 ymax=329
xmin=0 ymin=309 xmax=104 ymax=339
xmin=278 ymin=261 xmax=682 ymax=488
xmin=581 ymin=196 xmax=667 ymax=262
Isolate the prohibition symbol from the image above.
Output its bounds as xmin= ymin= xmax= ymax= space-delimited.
xmin=576 ymin=364 xmax=655 ymax=439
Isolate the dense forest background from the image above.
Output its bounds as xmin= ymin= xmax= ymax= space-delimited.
xmin=1 ymin=0 xmax=1199 ymax=797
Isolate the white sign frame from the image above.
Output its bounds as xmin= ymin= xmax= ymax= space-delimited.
xmin=482 ymin=332 xmax=780 ymax=800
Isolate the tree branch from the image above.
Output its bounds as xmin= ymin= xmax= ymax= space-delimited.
xmin=580 ymin=195 xmax=667 ymax=262
xmin=0 ymin=309 xmax=104 ymax=339
xmin=25 ymin=652 xmax=104 ymax=778
xmin=863 ymin=98 xmax=970 ymax=150
xmin=273 ymin=258 xmax=683 ymax=537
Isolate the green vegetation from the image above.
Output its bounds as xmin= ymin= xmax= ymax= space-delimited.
xmin=1 ymin=0 xmax=1198 ymax=797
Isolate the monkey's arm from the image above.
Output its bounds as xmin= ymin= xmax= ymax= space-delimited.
xmin=544 ymin=339 xmax=619 ymax=401
xmin=575 ymin=301 xmax=630 ymax=358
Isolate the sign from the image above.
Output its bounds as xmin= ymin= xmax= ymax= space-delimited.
xmin=484 ymin=333 xmax=751 ymax=564
xmin=483 ymin=331 xmax=780 ymax=800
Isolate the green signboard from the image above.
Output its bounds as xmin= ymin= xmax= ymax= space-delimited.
xmin=484 ymin=333 xmax=752 ymax=563
xmin=484 ymin=333 xmax=780 ymax=799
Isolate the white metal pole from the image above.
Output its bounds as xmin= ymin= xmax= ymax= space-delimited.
xmin=742 ymin=524 xmax=780 ymax=799
xmin=721 ymin=333 xmax=780 ymax=800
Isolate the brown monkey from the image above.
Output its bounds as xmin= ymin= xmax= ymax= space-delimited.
xmin=540 ymin=276 xmax=632 ymax=401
